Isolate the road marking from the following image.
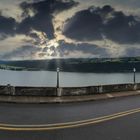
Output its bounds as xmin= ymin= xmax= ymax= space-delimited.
xmin=0 ymin=108 xmax=140 ymax=131
xmin=106 ymin=94 xmax=114 ymax=98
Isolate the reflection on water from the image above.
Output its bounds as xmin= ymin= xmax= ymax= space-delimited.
xmin=0 ymin=70 xmax=138 ymax=87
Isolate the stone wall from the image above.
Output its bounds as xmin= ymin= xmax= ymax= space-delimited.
xmin=0 ymin=83 xmax=139 ymax=97
xmin=60 ymin=84 xmax=135 ymax=96
xmin=15 ymin=87 xmax=57 ymax=96
xmin=0 ymin=85 xmax=57 ymax=96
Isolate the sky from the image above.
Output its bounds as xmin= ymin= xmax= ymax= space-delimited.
xmin=0 ymin=0 xmax=140 ymax=60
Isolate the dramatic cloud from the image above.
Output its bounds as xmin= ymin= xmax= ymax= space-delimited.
xmin=41 ymin=40 xmax=109 ymax=58
xmin=1 ymin=41 xmax=109 ymax=59
xmin=125 ymin=48 xmax=140 ymax=57
xmin=63 ymin=5 xmax=140 ymax=44
xmin=1 ymin=45 xmax=41 ymax=60
xmin=0 ymin=15 xmax=16 ymax=39
xmin=17 ymin=0 xmax=78 ymax=39
xmin=1 ymin=0 xmax=140 ymax=60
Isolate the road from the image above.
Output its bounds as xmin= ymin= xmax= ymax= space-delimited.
xmin=0 ymin=95 xmax=140 ymax=139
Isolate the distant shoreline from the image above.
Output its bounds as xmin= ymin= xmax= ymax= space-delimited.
xmin=0 ymin=57 xmax=140 ymax=73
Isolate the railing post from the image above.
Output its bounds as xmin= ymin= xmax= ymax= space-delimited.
xmin=133 ymin=68 xmax=137 ymax=90
xmin=56 ymin=68 xmax=61 ymax=97
xmin=57 ymin=68 xmax=59 ymax=89
xmin=133 ymin=68 xmax=136 ymax=85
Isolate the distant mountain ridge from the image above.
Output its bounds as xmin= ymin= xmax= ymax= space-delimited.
xmin=0 ymin=57 xmax=140 ymax=72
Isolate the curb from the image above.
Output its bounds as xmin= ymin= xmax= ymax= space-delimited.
xmin=0 ymin=90 xmax=140 ymax=104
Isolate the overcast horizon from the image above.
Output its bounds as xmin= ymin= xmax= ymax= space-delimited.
xmin=0 ymin=0 xmax=140 ymax=60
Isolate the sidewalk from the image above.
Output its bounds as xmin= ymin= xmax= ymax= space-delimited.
xmin=0 ymin=90 xmax=140 ymax=104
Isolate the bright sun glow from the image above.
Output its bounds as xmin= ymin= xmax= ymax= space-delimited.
xmin=30 ymin=30 xmax=60 ymax=59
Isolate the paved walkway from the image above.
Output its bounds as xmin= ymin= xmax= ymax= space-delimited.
xmin=0 ymin=90 xmax=140 ymax=103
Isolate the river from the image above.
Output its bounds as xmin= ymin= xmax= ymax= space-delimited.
xmin=0 ymin=69 xmax=138 ymax=87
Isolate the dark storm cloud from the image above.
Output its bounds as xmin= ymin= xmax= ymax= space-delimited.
xmin=63 ymin=5 xmax=140 ymax=44
xmin=1 ymin=45 xmax=41 ymax=59
xmin=0 ymin=15 xmax=16 ymax=39
xmin=17 ymin=0 xmax=78 ymax=39
xmin=42 ymin=40 xmax=109 ymax=57
xmin=0 ymin=0 xmax=78 ymax=40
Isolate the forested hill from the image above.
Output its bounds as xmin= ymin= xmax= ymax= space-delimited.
xmin=0 ymin=57 xmax=140 ymax=73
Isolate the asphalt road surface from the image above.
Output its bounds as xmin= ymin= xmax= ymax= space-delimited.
xmin=0 ymin=95 xmax=140 ymax=139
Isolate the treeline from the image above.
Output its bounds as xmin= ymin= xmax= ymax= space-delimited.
xmin=0 ymin=58 xmax=140 ymax=72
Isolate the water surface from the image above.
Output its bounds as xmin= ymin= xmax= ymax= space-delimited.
xmin=0 ymin=70 xmax=138 ymax=87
